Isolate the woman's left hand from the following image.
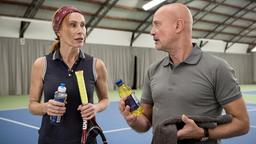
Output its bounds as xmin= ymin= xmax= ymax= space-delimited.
xmin=77 ymin=103 xmax=97 ymax=120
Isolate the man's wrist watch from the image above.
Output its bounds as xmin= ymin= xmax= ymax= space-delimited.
xmin=201 ymin=128 xmax=209 ymax=141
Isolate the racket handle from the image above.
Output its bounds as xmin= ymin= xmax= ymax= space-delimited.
xmin=81 ymin=120 xmax=87 ymax=144
xmin=81 ymin=129 xmax=87 ymax=144
xmin=82 ymin=120 xmax=87 ymax=129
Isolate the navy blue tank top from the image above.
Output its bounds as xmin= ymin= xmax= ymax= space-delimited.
xmin=39 ymin=50 xmax=95 ymax=144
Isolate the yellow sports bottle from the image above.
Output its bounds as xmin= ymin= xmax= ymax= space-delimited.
xmin=115 ymin=79 xmax=144 ymax=116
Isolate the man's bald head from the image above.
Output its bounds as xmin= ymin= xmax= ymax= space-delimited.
xmin=154 ymin=3 xmax=193 ymax=32
xmin=162 ymin=3 xmax=192 ymax=22
xmin=151 ymin=3 xmax=193 ymax=52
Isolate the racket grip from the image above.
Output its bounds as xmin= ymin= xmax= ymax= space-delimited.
xmin=82 ymin=120 xmax=87 ymax=130
xmin=81 ymin=120 xmax=87 ymax=144
xmin=81 ymin=129 xmax=87 ymax=144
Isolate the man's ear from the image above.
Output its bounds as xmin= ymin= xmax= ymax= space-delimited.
xmin=175 ymin=19 xmax=184 ymax=33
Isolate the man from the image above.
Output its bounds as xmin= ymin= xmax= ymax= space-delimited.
xmin=119 ymin=3 xmax=249 ymax=143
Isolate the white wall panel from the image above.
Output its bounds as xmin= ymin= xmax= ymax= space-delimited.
xmin=86 ymin=28 xmax=131 ymax=46
xmin=0 ymin=19 xmax=19 ymax=38
xmin=133 ymin=33 xmax=154 ymax=48
xmin=226 ymin=43 xmax=248 ymax=54
xmin=200 ymin=39 xmax=225 ymax=52
xmin=24 ymin=22 xmax=55 ymax=40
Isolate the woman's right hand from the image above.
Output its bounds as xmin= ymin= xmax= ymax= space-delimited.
xmin=45 ymin=99 xmax=66 ymax=116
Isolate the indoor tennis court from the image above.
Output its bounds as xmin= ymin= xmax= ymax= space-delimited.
xmin=0 ymin=0 xmax=256 ymax=144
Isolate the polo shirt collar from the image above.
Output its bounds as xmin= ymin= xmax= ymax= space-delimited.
xmin=162 ymin=56 xmax=171 ymax=67
xmin=183 ymin=44 xmax=202 ymax=65
xmin=162 ymin=43 xmax=202 ymax=67
xmin=52 ymin=49 xmax=85 ymax=60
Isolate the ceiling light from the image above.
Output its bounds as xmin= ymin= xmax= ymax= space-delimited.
xmin=142 ymin=0 xmax=167 ymax=11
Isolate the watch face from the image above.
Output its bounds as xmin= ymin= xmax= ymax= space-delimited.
xmin=201 ymin=137 xmax=209 ymax=142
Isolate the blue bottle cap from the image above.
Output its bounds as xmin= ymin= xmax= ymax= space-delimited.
xmin=115 ymin=79 xmax=123 ymax=86
xmin=60 ymin=83 xmax=65 ymax=87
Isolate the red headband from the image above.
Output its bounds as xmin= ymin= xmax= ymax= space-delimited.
xmin=52 ymin=6 xmax=81 ymax=33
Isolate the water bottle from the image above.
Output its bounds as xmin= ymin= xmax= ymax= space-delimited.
xmin=50 ymin=83 xmax=67 ymax=125
xmin=115 ymin=79 xmax=144 ymax=116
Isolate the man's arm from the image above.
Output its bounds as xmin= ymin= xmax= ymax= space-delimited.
xmin=177 ymin=97 xmax=250 ymax=140
xmin=208 ymin=97 xmax=250 ymax=139
xmin=119 ymin=100 xmax=152 ymax=132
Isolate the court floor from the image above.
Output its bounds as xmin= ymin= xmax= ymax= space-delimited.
xmin=0 ymin=101 xmax=255 ymax=144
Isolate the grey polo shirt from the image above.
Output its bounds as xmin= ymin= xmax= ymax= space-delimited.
xmin=141 ymin=45 xmax=242 ymax=135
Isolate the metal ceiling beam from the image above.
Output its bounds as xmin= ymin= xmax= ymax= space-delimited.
xmin=129 ymin=0 xmax=171 ymax=47
xmin=129 ymin=7 xmax=157 ymax=47
xmin=0 ymin=0 xmax=28 ymax=7
xmin=84 ymin=0 xmax=256 ymax=23
xmin=193 ymin=0 xmax=225 ymax=25
xmin=193 ymin=28 xmax=255 ymax=38
xmin=224 ymin=41 xmax=229 ymax=53
xmin=1 ymin=0 xmax=255 ymax=46
xmin=86 ymin=0 xmax=111 ymax=27
xmin=0 ymin=11 xmax=254 ymax=34
xmin=2 ymin=12 xmax=255 ymax=40
xmin=86 ymin=0 xmax=119 ymax=36
xmin=2 ymin=0 xmax=254 ymax=32
xmin=226 ymin=23 xmax=256 ymax=50
xmin=189 ymin=6 xmax=255 ymax=23
xmin=201 ymin=0 xmax=256 ymax=13
xmin=192 ymin=1 xmax=213 ymax=20
xmin=80 ymin=0 xmax=144 ymax=12
xmin=225 ymin=3 xmax=256 ymax=50
xmin=200 ymin=1 xmax=253 ymax=47
xmin=203 ymin=1 xmax=253 ymax=39
xmin=19 ymin=0 xmax=44 ymax=38
xmin=209 ymin=2 xmax=255 ymax=42
xmin=195 ymin=18 xmax=250 ymax=30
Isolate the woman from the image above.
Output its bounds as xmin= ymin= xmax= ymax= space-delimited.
xmin=28 ymin=6 xmax=109 ymax=144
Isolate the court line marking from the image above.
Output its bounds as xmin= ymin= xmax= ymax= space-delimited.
xmin=1 ymin=105 xmax=254 ymax=111
xmin=103 ymin=127 xmax=131 ymax=133
xmin=248 ymin=109 xmax=256 ymax=112
xmin=242 ymin=90 xmax=256 ymax=93
xmin=0 ymin=116 xmax=131 ymax=133
xmin=0 ymin=117 xmax=39 ymax=130
xmin=1 ymin=116 xmax=255 ymax=131
xmin=0 ymin=107 xmax=27 ymax=111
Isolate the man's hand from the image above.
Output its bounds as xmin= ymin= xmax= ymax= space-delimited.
xmin=119 ymin=97 xmax=137 ymax=126
xmin=177 ymin=114 xmax=205 ymax=140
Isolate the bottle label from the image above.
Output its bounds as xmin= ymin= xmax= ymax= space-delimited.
xmin=125 ymin=93 xmax=140 ymax=112
xmin=54 ymin=93 xmax=67 ymax=102
xmin=50 ymin=92 xmax=67 ymax=125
